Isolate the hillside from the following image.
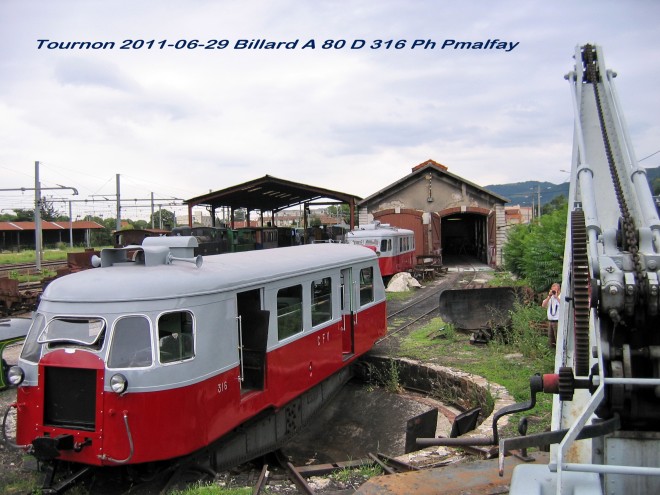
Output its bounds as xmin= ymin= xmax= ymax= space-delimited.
xmin=485 ymin=165 xmax=660 ymax=207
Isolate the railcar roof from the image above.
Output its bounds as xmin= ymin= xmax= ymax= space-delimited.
xmin=42 ymin=244 xmax=377 ymax=303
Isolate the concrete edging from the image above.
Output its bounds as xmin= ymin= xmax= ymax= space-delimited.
xmin=357 ymin=355 xmax=516 ymax=439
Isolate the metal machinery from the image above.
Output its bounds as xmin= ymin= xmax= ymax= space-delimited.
xmin=506 ymin=44 xmax=660 ymax=494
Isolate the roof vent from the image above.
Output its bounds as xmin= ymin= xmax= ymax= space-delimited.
xmin=95 ymin=236 xmax=202 ymax=268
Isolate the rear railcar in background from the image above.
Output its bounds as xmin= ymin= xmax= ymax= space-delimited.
xmin=346 ymin=222 xmax=415 ymax=277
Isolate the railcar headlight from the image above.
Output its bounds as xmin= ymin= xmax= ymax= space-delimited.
xmin=110 ymin=373 xmax=128 ymax=394
xmin=7 ymin=366 xmax=25 ymax=386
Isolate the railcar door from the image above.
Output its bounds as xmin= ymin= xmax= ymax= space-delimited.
xmin=340 ymin=268 xmax=355 ymax=355
xmin=236 ymin=289 xmax=269 ymax=393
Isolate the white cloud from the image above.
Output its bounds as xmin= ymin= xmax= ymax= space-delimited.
xmin=1 ymin=0 xmax=659 ymax=220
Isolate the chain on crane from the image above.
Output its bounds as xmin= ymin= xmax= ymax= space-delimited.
xmin=582 ymin=44 xmax=646 ymax=314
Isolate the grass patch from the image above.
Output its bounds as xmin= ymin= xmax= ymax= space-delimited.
xmin=399 ymin=318 xmax=463 ymax=361
xmin=0 ymin=471 xmax=40 ymax=495
xmin=0 ymin=249 xmax=67 ymax=264
xmin=385 ymin=291 xmax=414 ymax=302
xmin=397 ymin=305 xmax=555 ymax=437
xmin=333 ymin=463 xmax=382 ymax=483
xmin=487 ymin=270 xmax=528 ymax=288
xmin=0 ymin=246 xmax=110 ymax=265
xmin=365 ymin=359 xmax=404 ymax=393
xmin=7 ymin=269 xmax=57 ymax=283
xmin=170 ymin=482 xmax=252 ymax=495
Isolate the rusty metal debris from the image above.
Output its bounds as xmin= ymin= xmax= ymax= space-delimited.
xmin=0 ymin=277 xmax=40 ymax=316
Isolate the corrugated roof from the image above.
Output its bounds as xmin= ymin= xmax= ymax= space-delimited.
xmin=0 ymin=220 xmax=105 ymax=232
xmin=186 ymin=175 xmax=361 ymax=212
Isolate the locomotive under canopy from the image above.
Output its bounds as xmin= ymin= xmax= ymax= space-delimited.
xmin=170 ymin=226 xmax=286 ymax=254
xmin=4 ymin=237 xmax=386 ymax=469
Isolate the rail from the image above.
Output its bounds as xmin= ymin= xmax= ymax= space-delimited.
xmin=0 ymin=260 xmax=66 ymax=277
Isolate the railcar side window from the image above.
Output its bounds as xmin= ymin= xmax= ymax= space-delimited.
xmin=158 ymin=311 xmax=195 ymax=363
xmin=20 ymin=313 xmax=46 ymax=363
xmin=108 ymin=316 xmax=153 ymax=368
xmin=359 ymin=267 xmax=374 ymax=306
xmin=277 ymin=285 xmax=303 ymax=340
xmin=311 ymin=277 xmax=332 ymax=326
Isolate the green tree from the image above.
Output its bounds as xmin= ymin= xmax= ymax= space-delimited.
xmin=503 ymin=223 xmax=531 ymax=278
xmin=10 ymin=199 xmax=63 ymax=222
xmin=541 ymin=194 xmax=567 ymax=215
xmin=85 ymin=216 xmax=114 ymax=246
xmin=133 ymin=219 xmax=149 ymax=230
xmin=503 ymin=204 xmax=567 ymax=292
xmin=233 ymin=209 xmax=246 ymax=222
xmin=39 ymin=198 xmax=62 ymax=221
xmin=13 ymin=208 xmax=35 ymax=221
xmin=327 ymin=204 xmax=350 ymax=224
xmin=150 ymin=209 xmax=176 ymax=229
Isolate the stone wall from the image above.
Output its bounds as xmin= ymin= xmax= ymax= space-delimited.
xmin=356 ymin=355 xmax=515 ymax=440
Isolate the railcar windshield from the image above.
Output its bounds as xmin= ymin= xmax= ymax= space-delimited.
xmin=20 ymin=313 xmax=46 ymax=362
xmin=37 ymin=317 xmax=106 ymax=347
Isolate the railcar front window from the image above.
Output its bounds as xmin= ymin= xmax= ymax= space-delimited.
xmin=108 ymin=316 xmax=153 ymax=368
xmin=277 ymin=285 xmax=303 ymax=340
xmin=38 ymin=317 xmax=105 ymax=347
xmin=359 ymin=267 xmax=374 ymax=306
xmin=20 ymin=313 xmax=46 ymax=362
xmin=158 ymin=311 xmax=195 ymax=363
xmin=311 ymin=278 xmax=332 ymax=326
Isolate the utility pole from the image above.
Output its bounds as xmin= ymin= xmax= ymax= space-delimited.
xmin=35 ymin=161 xmax=43 ymax=270
xmin=2 ymin=174 xmax=78 ymax=268
xmin=537 ymin=185 xmax=541 ymax=218
xmin=116 ymin=174 xmax=121 ymax=232
xmin=151 ymin=192 xmax=155 ymax=229
xmin=30 ymin=162 xmax=77 ymax=268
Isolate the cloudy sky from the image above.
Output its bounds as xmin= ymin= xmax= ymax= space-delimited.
xmin=1 ymin=0 xmax=659 ymax=221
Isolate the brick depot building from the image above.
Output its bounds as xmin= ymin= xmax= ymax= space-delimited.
xmin=357 ymin=160 xmax=509 ymax=267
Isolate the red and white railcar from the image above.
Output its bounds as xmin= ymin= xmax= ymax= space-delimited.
xmin=346 ymin=223 xmax=415 ymax=277
xmin=5 ymin=238 xmax=386 ymax=467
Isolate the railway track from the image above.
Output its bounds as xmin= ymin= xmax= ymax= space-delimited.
xmin=0 ymin=261 xmax=68 ymax=316
xmin=0 ymin=260 xmax=67 ymax=278
xmin=379 ymin=259 xmax=482 ymax=344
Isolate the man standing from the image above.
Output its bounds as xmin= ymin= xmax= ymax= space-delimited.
xmin=542 ymin=283 xmax=561 ymax=347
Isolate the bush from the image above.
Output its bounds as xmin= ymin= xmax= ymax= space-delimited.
xmin=494 ymin=300 xmax=552 ymax=360
xmin=503 ymin=205 xmax=567 ymax=292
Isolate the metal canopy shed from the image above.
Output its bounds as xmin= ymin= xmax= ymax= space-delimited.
xmin=185 ymin=175 xmax=361 ymax=229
